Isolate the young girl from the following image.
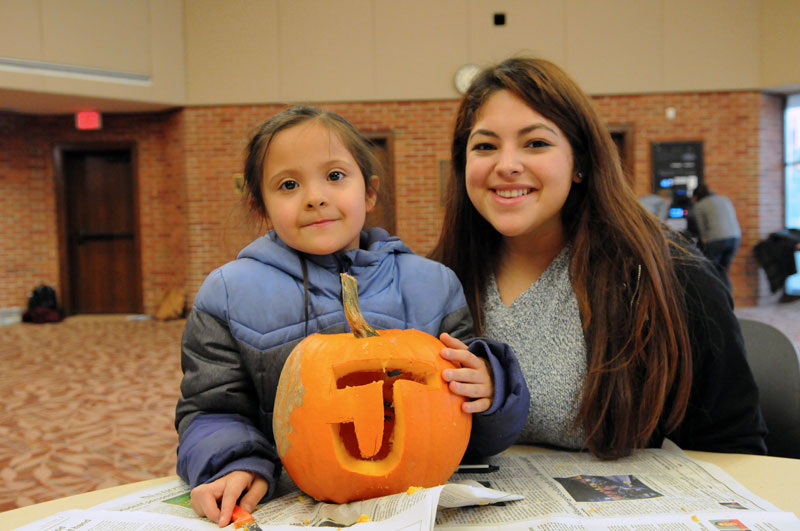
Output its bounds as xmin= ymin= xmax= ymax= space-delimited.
xmin=432 ymin=57 xmax=767 ymax=460
xmin=175 ymin=107 xmax=529 ymax=526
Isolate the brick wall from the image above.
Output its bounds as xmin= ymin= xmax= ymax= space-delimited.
xmin=0 ymin=110 xmax=186 ymax=314
xmin=593 ymin=91 xmax=784 ymax=305
xmin=180 ymin=101 xmax=461 ymax=301
xmin=0 ymin=91 xmax=784 ymax=313
xmin=0 ymin=114 xmax=59 ymax=310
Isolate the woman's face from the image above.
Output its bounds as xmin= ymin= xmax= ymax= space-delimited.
xmin=465 ymin=89 xmax=577 ymax=248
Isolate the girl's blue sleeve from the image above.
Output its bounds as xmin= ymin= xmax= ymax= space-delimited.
xmin=177 ymin=413 xmax=280 ymax=500
xmin=464 ymin=338 xmax=530 ymax=458
xmin=175 ymin=276 xmax=283 ymax=501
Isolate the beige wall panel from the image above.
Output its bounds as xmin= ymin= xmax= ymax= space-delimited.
xmin=278 ymin=0 xmax=373 ymax=102
xmin=0 ymin=0 xmax=184 ymax=112
xmin=565 ymin=0 xmax=663 ymax=95
xmin=4 ymin=0 xmax=800 ymax=113
xmin=0 ymin=0 xmax=45 ymax=95
xmin=759 ymin=0 xmax=800 ymax=91
xmin=663 ymin=0 xmax=759 ymax=92
xmin=467 ymin=0 xmax=566 ymax=67
xmin=374 ymin=0 xmax=468 ymax=100
xmin=41 ymin=0 xmax=150 ymax=73
xmin=146 ymin=0 xmax=185 ymax=103
xmin=0 ymin=0 xmax=43 ymax=60
xmin=185 ymin=0 xmax=279 ymax=104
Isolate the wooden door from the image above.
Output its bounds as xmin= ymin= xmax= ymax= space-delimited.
xmin=364 ymin=133 xmax=396 ymax=235
xmin=61 ymin=149 xmax=141 ymax=314
xmin=609 ymin=124 xmax=635 ymax=188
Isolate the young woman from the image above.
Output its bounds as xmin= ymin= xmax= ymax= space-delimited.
xmin=431 ymin=57 xmax=766 ymax=460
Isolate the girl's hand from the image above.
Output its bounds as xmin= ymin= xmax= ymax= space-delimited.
xmin=190 ymin=470 xmax=268 ymax=527
xmin=439 ymin=332 xmax=494 ymax=414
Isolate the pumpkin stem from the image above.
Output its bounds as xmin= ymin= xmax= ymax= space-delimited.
xmin=340 ymin=273 xmax=379 ymax=338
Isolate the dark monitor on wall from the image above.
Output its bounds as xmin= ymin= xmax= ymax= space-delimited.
xmin=652 ymin=141 xmax=703 ymax=197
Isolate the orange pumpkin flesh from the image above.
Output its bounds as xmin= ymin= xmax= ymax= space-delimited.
xmin=272 ymin=274 xmax=472 ymax=503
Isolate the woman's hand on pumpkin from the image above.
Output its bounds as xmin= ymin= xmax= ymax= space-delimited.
xmin=439 ymin=333 xmax=494 ymax=414
xmin=189 ymin=470 xmax=268 ymax=527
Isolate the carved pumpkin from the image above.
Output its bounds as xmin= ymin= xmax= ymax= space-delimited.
xmin=273 ymin=273 xmax=471 ymax=503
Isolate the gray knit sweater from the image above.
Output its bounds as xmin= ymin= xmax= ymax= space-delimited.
xmin=483 ymin=246 xmax=586 ymax=449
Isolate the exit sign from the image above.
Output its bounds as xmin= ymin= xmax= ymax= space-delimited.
xmin=75 ymin=111 xmax=102 ymax=130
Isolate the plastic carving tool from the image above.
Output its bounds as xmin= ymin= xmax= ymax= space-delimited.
xmin=232 ymin=505 xmax=263 ymax=530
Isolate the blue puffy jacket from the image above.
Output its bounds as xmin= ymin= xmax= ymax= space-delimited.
xmin=175 ymin=228 xmax=529 ymax=500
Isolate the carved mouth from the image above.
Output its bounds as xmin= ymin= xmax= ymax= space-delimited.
xmin=335 ymin=368 xmax=426 ymax=461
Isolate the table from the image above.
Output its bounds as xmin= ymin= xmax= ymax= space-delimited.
xmin=684 ymin=450 xmax=799 ymax=513
xmin=1 ymin=450 xmax=798 ymax=530
xmin=0 ymin=476 xmax=177 ymax=530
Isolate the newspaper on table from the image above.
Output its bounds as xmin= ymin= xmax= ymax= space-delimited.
xmin=12 ymin=444 xmax=800 ymax=530
xmin=11 ymin=475 xmax=516 ymax=531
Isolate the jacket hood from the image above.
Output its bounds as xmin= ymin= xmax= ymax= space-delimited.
xmin=236 ymin=227 xmax=412 ymax=280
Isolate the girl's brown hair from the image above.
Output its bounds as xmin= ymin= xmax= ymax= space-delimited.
xmin=242 ymin=106 xmax=382 ymax=221
xmin=431 ymin=57 xmax=692 ymax=459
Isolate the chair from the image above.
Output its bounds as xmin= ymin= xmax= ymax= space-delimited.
xmin=737 ymin=318 xmax=800 ymax=458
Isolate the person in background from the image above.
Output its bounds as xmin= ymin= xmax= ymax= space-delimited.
xmin=640 ymin=190 xmax=669 ymax=220
xmin=692 ymin=183 xmax=741 ymax=286
xmin=175 ymin=106 xmax=528 ymax=527
xmin=431 ymin=56 xmax=766 ymax=461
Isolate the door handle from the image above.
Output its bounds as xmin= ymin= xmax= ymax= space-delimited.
xmin=76 ymin=229 xmax=134 ymax=244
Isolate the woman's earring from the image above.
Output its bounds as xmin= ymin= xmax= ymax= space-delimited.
xmin=574 ymin=172 xmax=583 ymax=183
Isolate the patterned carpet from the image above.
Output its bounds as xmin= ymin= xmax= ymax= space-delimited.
xmin=0 ymin=316 xmax=185 ymax=512
xmin=0 ymin=301 xmax=798 ymax=513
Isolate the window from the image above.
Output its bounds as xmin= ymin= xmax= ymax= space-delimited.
xmin=784 ymin=95 xmax=800 ymax=295
xmin=785 ymin=94 xmax=800 ymax=229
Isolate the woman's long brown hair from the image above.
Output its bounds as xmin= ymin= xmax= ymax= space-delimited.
xmin=430 ymin=57 xmax=693 ymax=459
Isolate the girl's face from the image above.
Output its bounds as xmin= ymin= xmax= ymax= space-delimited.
xmin=261 ymin=121 xmax=378 ymax=255
xmin=465 ymin=89 xmax=578 ymax=248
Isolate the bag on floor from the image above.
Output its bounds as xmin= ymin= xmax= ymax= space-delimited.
xmin=22 ymin=284 xmax=63 ymax=323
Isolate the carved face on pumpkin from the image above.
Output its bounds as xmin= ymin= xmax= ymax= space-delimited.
xmin=273 ymin=328 xmax=472 ymax=503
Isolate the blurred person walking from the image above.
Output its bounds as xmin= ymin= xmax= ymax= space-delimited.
xmin=692 ymin=184 xmax=741 ymax=286
xmin=640 ymin=190 xmax=669 ymax=220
